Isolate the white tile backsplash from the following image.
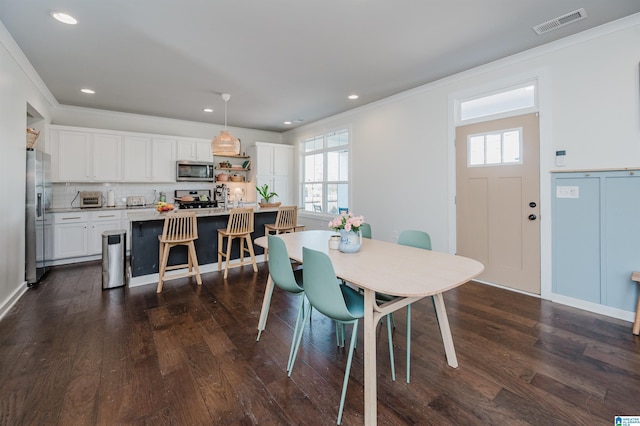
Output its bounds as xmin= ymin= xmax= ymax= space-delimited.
xmin=50 ymin=181 xmax=251 ymax=209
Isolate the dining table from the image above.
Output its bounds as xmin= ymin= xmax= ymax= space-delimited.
xmin=254 ymin=230 xmax=484 ymax=425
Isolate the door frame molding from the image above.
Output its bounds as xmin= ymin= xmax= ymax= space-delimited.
xmin=447 ymin=67 xmax=553 ymax=299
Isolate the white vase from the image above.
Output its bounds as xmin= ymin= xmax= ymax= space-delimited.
xmin=339 ymin=229 xmax=362 ymax=253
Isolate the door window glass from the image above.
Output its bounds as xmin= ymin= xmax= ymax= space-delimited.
xmin=467 ymin=128 xmax=522 ymax=167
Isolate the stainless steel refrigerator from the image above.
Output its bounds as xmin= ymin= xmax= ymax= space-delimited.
xmin=25 ymin=149 xmax=51 ymax=285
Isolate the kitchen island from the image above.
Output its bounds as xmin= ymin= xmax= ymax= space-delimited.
xmin=127 ymin=207 xmax=277 ymax=287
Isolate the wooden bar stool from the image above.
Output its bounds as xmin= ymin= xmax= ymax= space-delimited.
xmin=265 ymin=205 xmax=301 ymax=235
xmin=631 ymin=272 xmax=640 ymax=335
xmin=217 ymin=207 xmax=258 ymax=279
xmin=264 ymin=206 xmax=305 ymax=260
xmin=157 ymin=211 xmax=202 ymax=293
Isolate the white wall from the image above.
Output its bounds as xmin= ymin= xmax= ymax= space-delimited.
xmin=0 ymin=25 xmax=54 ymax=317
xmin=284 ymin=16 xmax=640 ymax=316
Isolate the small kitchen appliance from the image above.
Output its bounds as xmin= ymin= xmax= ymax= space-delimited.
xmin=213 ymin=184 xmax=228 ymax=209
xmin=80 ymin=191 xmax=103 ymax=208
xmin=126 ymin=195 xmax=146 ymax=207
xmin=174 ymin=190 xmax=217 ymax=209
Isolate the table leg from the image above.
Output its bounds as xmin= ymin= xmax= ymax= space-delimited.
xmin=432 ymin=292 xmax=458 ymax=368
xmin=256 ymin=274 xmax=274 ymax=341
xmin=363 ymin=288 xmax=377 ymax=425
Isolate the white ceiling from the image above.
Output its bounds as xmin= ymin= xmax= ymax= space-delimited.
xmin=1 ymin=1 xmax=640 ymax=132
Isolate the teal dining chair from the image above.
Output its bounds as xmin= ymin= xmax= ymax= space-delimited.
xmin=377 ymin=229 xmax=431 ymax=383
xmin=256 ymin=235 xmax=309 ymax=375
xmin=351 ymin=222 xmax=400 ymax=383
xmin=297 ymin=247 xmax=365 ymax=425
xmin=360 ymin=222 xmax=372 ymax=239
xmin=396 ymin=229 xmax=431 ymax=383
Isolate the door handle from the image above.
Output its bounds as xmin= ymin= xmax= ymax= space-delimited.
xmin=528 ymin=214 xmax=537 ymax=221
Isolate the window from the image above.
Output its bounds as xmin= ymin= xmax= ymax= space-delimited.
xmin=301 ymin=129 xmax=349 ymax=214
xmin=460 ymin=82 xmax=536 ymax=122
xmin=468 ymin=128 xmax=522 ymax=166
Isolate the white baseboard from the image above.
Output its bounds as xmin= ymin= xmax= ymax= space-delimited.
xmin=127 ymin=254 xmax=266 ymax=288
xmin=473 ymin=279 xmax=635 ymax=323
xmin=0 ymin=281 xmax=29 ymax=321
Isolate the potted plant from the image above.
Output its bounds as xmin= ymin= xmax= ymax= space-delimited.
xmin=256 ymin=184 xmax=280 ymax=207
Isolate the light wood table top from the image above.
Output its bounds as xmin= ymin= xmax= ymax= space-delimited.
xmin=254 ymin=230 xmax=484 ymax=425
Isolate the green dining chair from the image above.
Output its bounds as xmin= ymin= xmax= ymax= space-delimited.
xmin=397 ymin=229 xmax=431 ymax=383
xmin=360 ymin=222 xmax=372 ymax=239
xmin=350 ymin=222 xmax=400 ymax=383
xmin=298 ymin=247 xmax=365 ymax=425
xmin=256 ymin=235 xmax=309 ymax=375
xmin=378 ymin=229 xmax=432 ymax=383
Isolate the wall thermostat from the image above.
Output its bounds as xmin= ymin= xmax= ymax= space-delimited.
xmin=555 ymin=150 xmax=567 ymax=167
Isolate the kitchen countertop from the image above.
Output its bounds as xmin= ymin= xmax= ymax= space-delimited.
xmin=127 ymin=205 xmax=277 ymax=222
xmin=47 ymin=205 xmax=157 ymax=214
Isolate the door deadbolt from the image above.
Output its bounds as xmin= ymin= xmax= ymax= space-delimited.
xmin=529 ymin=202 xmax=537 ymax=208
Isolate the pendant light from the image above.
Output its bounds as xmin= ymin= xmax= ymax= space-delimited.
xmin=211 ymin=93 xmax=241 ymax=156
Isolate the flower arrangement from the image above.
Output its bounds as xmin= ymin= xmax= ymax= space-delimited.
xmin=328 ymin=212 xmax=365 ymax=233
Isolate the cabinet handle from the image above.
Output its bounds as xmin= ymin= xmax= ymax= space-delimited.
xmin=62 ymin=216 xmax=82 ymax=220
xmin=98 ymin=215 xmax=116 ymax=218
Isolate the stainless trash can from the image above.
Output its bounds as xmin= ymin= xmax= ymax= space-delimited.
xmin=102 ymin=229 xmax=127 ymax=289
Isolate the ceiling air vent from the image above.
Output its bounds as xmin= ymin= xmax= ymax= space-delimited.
xmin=533 ymin=8 xmax=587 ymax=35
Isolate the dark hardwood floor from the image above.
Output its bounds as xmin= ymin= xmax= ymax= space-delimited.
xmin=1 ymin=260 xmax=639 ymax=425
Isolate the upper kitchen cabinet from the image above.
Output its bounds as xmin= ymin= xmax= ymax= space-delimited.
xmin=122 ymin=136 xmax=176 ymax=182
xmin=176 ymin=139 xmax=212 ymax=162
xmin=151 ymin=138 xmax=177 ymax=182
xmin=248 ymin=142 xmax=294 ymax=205
xmin=50 ymin=127 xmax=121 ymax=182
xmin=122 ymin=135 xmax=151 ymax=181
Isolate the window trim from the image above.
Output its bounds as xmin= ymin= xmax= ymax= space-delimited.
xmin=455 ymin=80 xmax=538 ymax=126
xmin=299 ymin=128 xmax=350 ymax=216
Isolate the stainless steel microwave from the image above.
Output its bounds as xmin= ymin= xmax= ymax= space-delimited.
xmin=176 ymin=161 xmax=215 ymax=182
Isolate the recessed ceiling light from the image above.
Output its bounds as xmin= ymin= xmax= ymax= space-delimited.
xmin=81 ymin=88 xmax=95 ymax=94
xmin=203 ymin=108 xmax=214 ymax=113
xmin=283 ymin=121 xmax=292 ymax=125
xmin=348 ymin=94 xmax=359 ymax=100
xmin=51 ymin=12 xmax=77 ymax=25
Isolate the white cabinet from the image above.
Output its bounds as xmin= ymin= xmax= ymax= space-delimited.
xmin=88 ymin=211 xmax=123 ymax=255
xmin=52 ymin=210 xmax=125 ymax=260
xmin=92 ymin=133 xmax=122 ymax=181
xmin=122 ymin=136 xmax=176 ymax=182
xmin=249 ymin=142 xmax=294 ymax=205
xmin=52 ymin=129 xmax=122 ymax=182
xmin=51 ymin=125 xmax=193 ymax=183
xmin=123 ymin=135 xmax=151 ymax=181
xmin=177 ymin=139 xmax=212 ymax=162
xmin=56 ymin=130 xmax=91 ymax=181
xmin=53 ymin=212 xmax=89 ymax=259
xmin=151 ymin=138 xmax=176 ymax=182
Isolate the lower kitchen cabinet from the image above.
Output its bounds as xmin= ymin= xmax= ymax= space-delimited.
xmin=53 ymin=212 xmax=89 ymax=259
xmin=88 ymin=211 xmax=124 ymax=255
xmin=51 ymin=210 xmax=124 ymax=262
